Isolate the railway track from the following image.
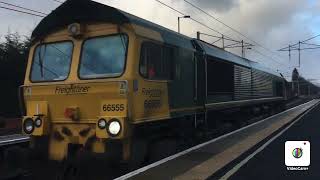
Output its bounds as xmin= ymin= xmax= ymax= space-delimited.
xmin=0 ymin=97 xmax=315 ymax=180
xmin=0 ymin=134 xmax=30 ymax=180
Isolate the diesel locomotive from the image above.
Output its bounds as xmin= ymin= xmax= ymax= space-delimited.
xmin=20 ymin=0 xmax=288 ymax=165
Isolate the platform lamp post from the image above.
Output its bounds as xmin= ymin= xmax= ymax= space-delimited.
xmin=244 ymin=47 xmax=252 ymax=58
xmin=178 ymin=15 xmax=190 ymax=33
xmin=241 ymin=46 xmax=253 ymax=58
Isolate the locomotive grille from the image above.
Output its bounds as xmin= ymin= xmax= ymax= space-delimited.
xmin=234 ymin=65 xmax=274 ymax=100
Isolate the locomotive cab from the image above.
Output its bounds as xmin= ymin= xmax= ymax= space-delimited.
xmin=21 ymin=22 xmax=135 ymax=160
xmin=20 ymin=0 xmax=174 ymax=162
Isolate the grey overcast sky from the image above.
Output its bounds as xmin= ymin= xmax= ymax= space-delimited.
xmin=1 ymin=0 xmax=320 ymax=84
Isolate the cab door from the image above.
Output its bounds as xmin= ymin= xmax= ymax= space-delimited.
xmin=194 ymin=52 xmax=206 ymax=108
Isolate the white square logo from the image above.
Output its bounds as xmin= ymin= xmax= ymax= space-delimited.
xmin=285 ymin=141 xmax=310 ymax=167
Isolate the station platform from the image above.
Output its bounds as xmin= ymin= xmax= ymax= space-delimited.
xmin=227 ymin=100 xmax=320 ymax=180
xmin=116 ymin=99 xmax=319 ymax=180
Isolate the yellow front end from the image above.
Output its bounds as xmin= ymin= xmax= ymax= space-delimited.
xmin=21 ymin=23 xmax=136 ymax=161
xmin=22 ymin=82 xmax=130 ymax=160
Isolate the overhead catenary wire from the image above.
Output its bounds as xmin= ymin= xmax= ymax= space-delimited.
xmin=49 ymin=0 xmax=317 ymax=72
xmin=0 ymin=5 xmax=45 ymax=17
xmin=0 ymin=1 xmax=71 ymax=77
xmin=52 ymin=0 xmax=64 ymax=3
xmin=199 ymin=32 xmax=253 ymax=44
xmin=301 ymin=42 xmax=320 ymax=47
xmin=0 ymin=1 xmax=47 ymax=15
xmin=250 ymin=48 xmax=288 ymax=69
xmin=279 ymin=34 xmax=320 ymax=51
xmin=301 ymin=34 xmax=320 ymax=43
xmin=182 ymin=0 xmax=287 ymax=63
xmin=278 ymin=34 xmax=320 ymax=67
xmin=52 ymin=0 xmax=290 ymax=71
xmin=153 ymin=0 xmax=291 ymax=73
xmin=153 ymin=0 xmax=231 ymax=38
xmin=3 ymin=0 xmax=292 ymax=74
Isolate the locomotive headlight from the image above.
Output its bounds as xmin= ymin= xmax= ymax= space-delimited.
xmin=34 ymin=117 xmax=42 ymax=128
xmin=107 ymin=119 xmax=121 ymax=136
xmin=23 ymin=118 xmax=34 ymax=134
xmin=98 ymin=118 xmax=107 ymax=129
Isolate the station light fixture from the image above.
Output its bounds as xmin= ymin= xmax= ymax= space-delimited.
xmin=178 ymin=15 xmax=191 ymax=33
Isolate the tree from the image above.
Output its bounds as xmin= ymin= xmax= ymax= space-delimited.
xmin=0 ymin=33 xmax=30 ymax=117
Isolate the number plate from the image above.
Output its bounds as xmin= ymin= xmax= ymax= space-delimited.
xmin=100 ymin=99 xmax=127 ymax=117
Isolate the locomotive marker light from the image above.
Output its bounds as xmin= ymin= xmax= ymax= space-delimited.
xmin=67 ymin=23 xmax=83 ymax=37
xmin=107 ymin=119 xmax=121 ymax=136
xmin=34 ymin=117 xmax=42 ymax=128
xmin=98 ymin=118 xmax=107 ymax=129
xmin=23 ymin=118 xmax=35 ymax=134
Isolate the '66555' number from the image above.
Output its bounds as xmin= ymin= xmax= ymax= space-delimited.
xmin=102 ymin=104 xmax=125 ymax=111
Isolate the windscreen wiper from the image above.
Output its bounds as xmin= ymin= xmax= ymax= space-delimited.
xmin=38 ymin=43 xmax=47 ymax=78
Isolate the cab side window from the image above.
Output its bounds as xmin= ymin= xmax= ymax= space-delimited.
xmin=140 ymin=42 xmax=174 ymax=80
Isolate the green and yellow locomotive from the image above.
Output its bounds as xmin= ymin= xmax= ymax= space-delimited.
xmin=20 ymin=0 xmax=286 ymax=164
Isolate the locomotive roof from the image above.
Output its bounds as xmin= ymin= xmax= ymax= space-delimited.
xmin=194 ymin=40 xmax=280 ymax=77
xmin=31 ymin=0 xmax=194 ymax=50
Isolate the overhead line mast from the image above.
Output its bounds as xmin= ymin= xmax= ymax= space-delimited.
xmin=278 ymin=34 xmax=320 ymax=67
